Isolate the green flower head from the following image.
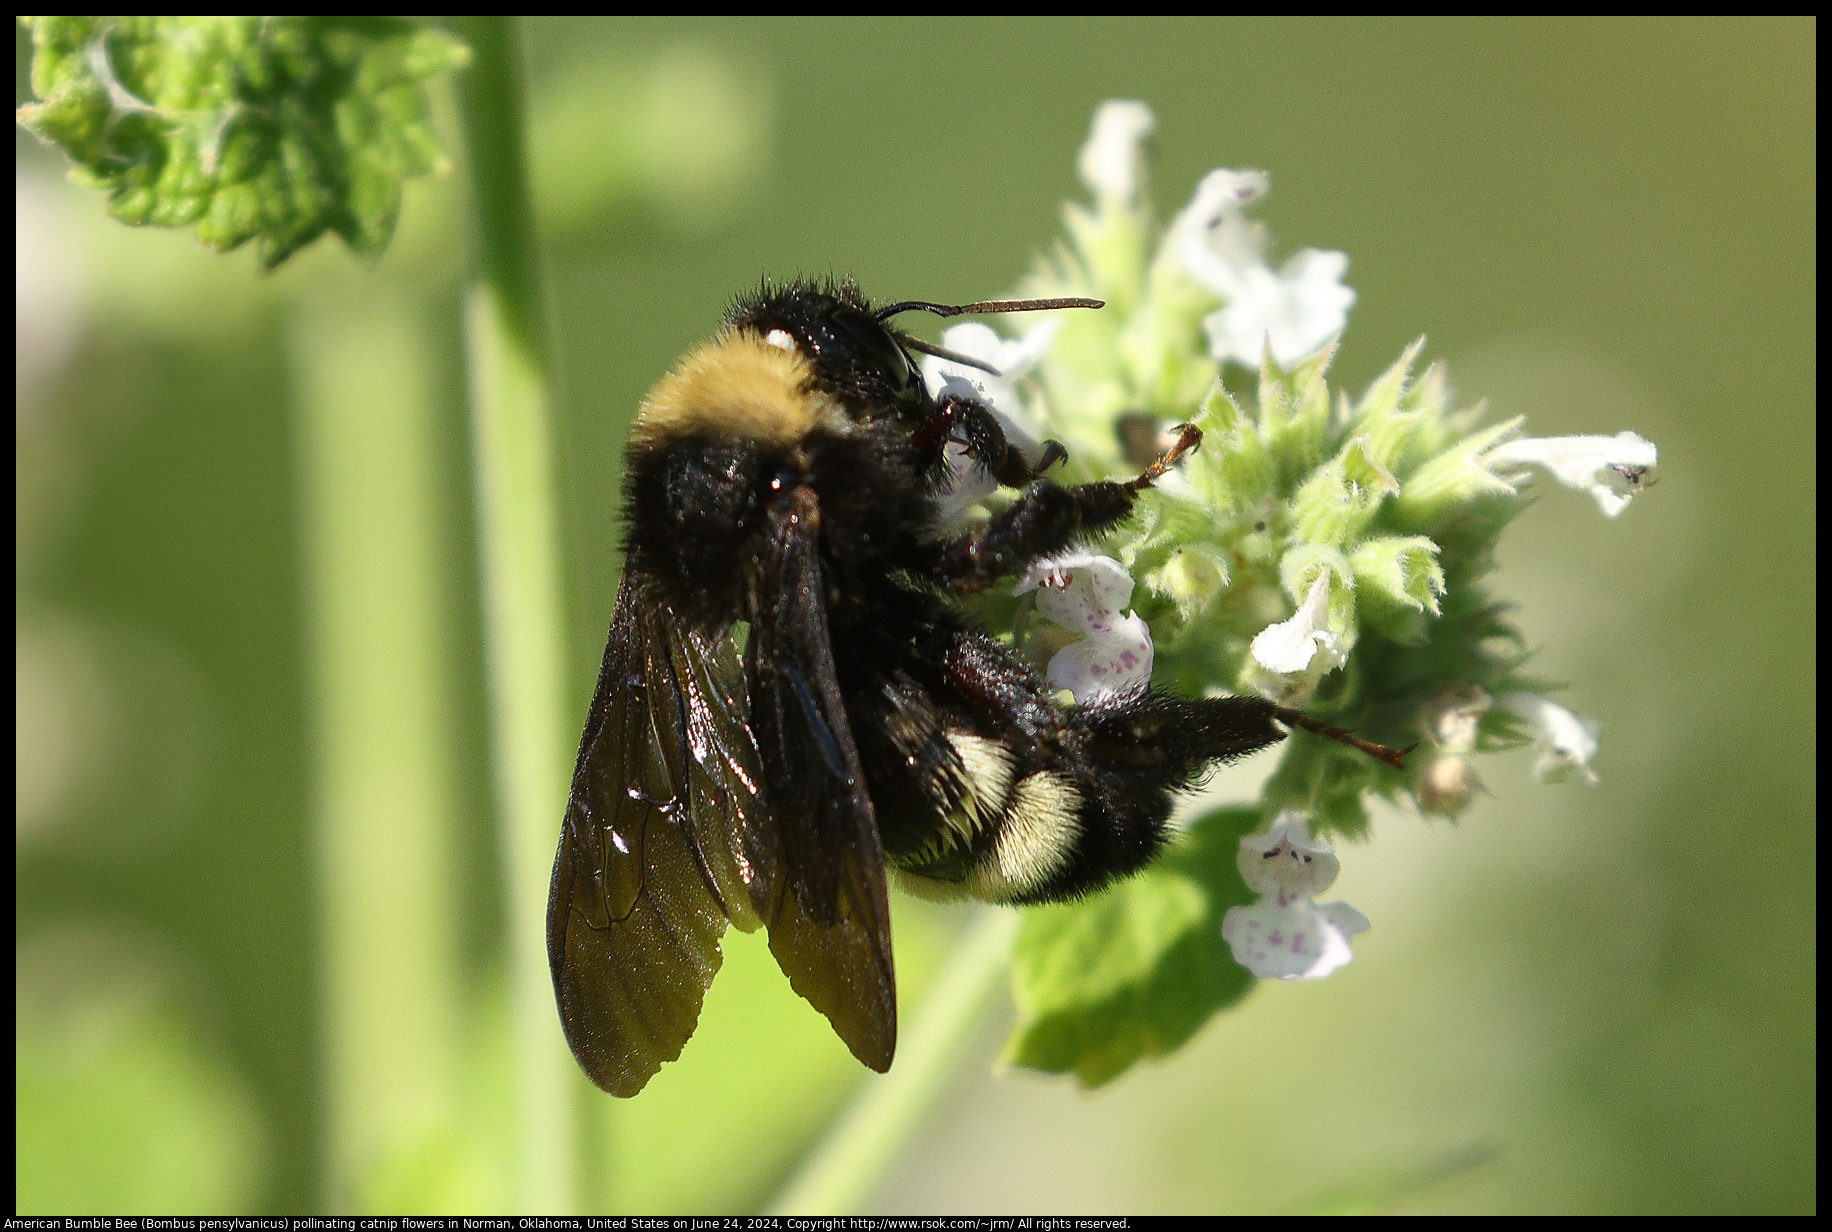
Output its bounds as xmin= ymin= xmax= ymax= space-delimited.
xmin=977 ymin=102 xmax=1660 ymax=1082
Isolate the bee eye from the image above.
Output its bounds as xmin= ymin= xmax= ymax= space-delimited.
xmin=829 ymin=305 xmax=915 ymax=392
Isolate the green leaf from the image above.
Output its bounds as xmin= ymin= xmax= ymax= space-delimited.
xmin=1280 ymin=1145 xmax=1501 ymax=1215
xmin=1002 ymin=805 xmax=1264 ymax=1087
xmin=17 ymin=16 xmax=469 ymax=268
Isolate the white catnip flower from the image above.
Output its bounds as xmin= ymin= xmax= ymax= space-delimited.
xmin=921 ymin=320 xmax=1060 ymax=529
xmin=1173 ymin=167 xmax=1356 ymax=369
xmin=1484 ymin=430 xmax=1658 ymax=518
xmin=1014 ymin=550 xmax=1154 ymax=703
xmin=1076 ymin=99 xmax=1155 ymax=207
xmin=1223 ymin=811 xmax=1370 ymax=980
xmin=1413 ymin=685 xmax=1495 ymax=817
xmin=1248 ymin=571 xmax=1347 ymax=703
xmin=1496 ymin=692 xmax=1601 ymax=784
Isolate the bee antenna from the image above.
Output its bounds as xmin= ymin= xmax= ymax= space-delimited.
xmin=874 ymin=296 xmax=1105 ymax=321
xmin=899 ymin=336 xmax=1002 ymax=376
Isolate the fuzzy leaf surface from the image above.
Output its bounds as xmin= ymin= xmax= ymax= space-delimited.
xmin=18 ymin=16 xmax=468 ymax=268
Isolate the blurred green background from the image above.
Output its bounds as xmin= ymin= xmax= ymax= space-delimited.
xmin=15 ymin=16 xmax=1814 ymax=1215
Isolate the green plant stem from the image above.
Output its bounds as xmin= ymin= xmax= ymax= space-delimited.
xmin=766 ymin=908 xmax=1019 ymax=1216
xmin=292 ymin=288 xmax=463 ymax=1210
xmin=453 ymin=16 xmax=577 ymax=1214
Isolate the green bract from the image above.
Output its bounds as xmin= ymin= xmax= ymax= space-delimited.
xmin=17 ymin=16 xmax=469 ymax=268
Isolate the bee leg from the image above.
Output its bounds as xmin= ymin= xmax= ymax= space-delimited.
xmin=1085 ymin=690 xmax=1410 ymax=773
xmin=1125 ymin=423 xmax=1201 ymax=489
xmin=925 ymin=426 xmax=1199 ymax=592
xmin=925 ymin=418 xmax=1202 ymax=590
xmin=916 ymin=394 xmax=1067 ymax=488
xmin=1081 ymin=692 xmax=1290 ymax=779
xmin=928 ymin=477 xmax=1140 ymax=591
xmin=933 ymin=628 xmax=1070 ymax=758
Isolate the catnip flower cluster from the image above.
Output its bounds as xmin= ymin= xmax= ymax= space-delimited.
xmin=924 ymin=101 xmax=1657 ymax=981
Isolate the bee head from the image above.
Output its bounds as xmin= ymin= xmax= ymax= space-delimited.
xmin=723 ymin=279 xmax=927 ymax=423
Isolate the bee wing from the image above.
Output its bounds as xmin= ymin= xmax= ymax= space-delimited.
xmin=548 ymin=572 xmax=775 ymax=1097
xmin=747 ymin=490 xmax=897 ymax=1073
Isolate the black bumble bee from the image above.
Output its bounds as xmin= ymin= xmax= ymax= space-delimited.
xmin=549 ymin=277 xmax=1405 ymax=1096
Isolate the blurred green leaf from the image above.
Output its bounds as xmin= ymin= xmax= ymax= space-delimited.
xmin=17 ymin=16 xmax=469 ymax=268
xmin=1003 ymin=805 xmax=1261 ymax=1085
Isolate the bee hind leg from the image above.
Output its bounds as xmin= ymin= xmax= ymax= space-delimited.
xmin=1081 ymin=692 xmax=1290 ymax=783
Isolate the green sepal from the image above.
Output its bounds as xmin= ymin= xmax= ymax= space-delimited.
xmin=1349 ymin=338 xmax=1448 ymax=476
xmin=1290 ymin=434 xmax=1402 ymax=547
xmin=1390 ymin=416 xmax=1523 ymax=532
xmin=1059 ymin=194 xmax=1148 ymax=317
xmin=1140 ymin=541 xmax=1230 ymax=626
xmin=1186 ymin=378 xmax=1275 ymax=515
xmin=1111 ymin=487 xmax=1228 ymax=635
xmin=1030 ymin=300 xmax=1131 ymax=479
xmin=1353 ymin=337 xmax=1426 ymax=425
xmin=1256 ymin=338 xmax=1337 ymax=485
xmin=1117 ymin=300 xmax=1220 ymax=427
xmin=1260 ymin=737 xmax=1378 ymax=840
xmin=1119 ymin=248 xmax=1223 ymax=420
xmin=1350 ymin=535 xmax=1445 ymax=643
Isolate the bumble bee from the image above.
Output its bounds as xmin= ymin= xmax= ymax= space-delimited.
xmin=549 ymin=278 xmax=1405 ymax=1096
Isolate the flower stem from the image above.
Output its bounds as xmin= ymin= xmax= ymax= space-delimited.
xmin=766 ymin=908 xmax=1019 ymax=1215
xmin=452 ymin=16 xmax=576 ymax=1214
xmin=291 ymin=288 xmax=463 ymax=1209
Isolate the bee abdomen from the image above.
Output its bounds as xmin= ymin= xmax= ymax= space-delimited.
xmin=968 ymin=770 xmax=1084 ymax=902
xmin=893 ymin=729 xmax=1093 ymax=905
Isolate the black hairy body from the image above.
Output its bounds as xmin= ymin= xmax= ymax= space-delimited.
xmin=549 ymin=278 xmax=1399 ymax=1096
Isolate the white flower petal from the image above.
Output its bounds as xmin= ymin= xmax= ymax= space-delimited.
xmin=1173 ymin=167 xmax=1272 ymax=296
xmin=1497 ymin=692 xmax=1601 ymax=784
xmin=1199 ymin=248 xmax=1354 ymax=369
xmin=1077 ymin=100 xmax=1155 ymax=206
xmin=1249 ymin=572 xmax=1346 ymax=704
xmin=1046 ymin=610 xmax=1153 ymax=702
xmin=1236 ymin=811 xmax=1341 ymax=899
xmin=1483 ymin=431 xmax=1658 ymax=518
xmin=1030 ymin=556 xmax=1135 ymax=632
xmin=1222 ymin=895 xmax=1366 ymax=980
xmin=1014 ymin=548 xmax=1098 ymax=597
